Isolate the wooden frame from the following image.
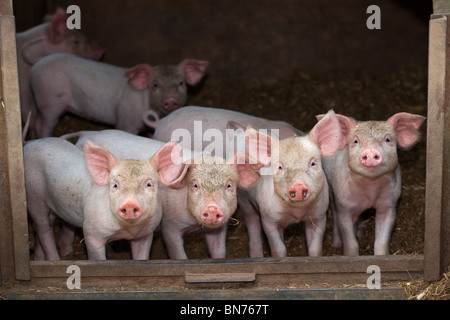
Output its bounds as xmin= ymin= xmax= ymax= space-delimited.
xmin=425 ymin=12 xmax=450 ymax=281
xmin=0 ymin=0 xmax=448 ymax=299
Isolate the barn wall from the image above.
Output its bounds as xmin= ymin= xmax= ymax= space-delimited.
xmin=12 ymin=0 xmax=431 ymax=84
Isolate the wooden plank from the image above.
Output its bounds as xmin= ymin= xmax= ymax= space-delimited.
xmin=440 ymin=14 xmax=450 ymax=277
xmin=0 ymin=3 xmax=30 ymax=282
xmin=27 ymin=255 xmax=423 ymax=290
xmin=30 ymin=255 xmax=424 ymax=278
xmin=2 ymin=287 xmax=408 ymax=300
xmin=0 ymin=0 xmax=14 ymax=286
xmin=425 ymin=14 xmax=449 ymax=281
xmin=185 ymin=272 xmax=256 ymax=283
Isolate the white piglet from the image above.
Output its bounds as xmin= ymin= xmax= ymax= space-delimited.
xmin=318 ymin=112 xmax=426 ymax=256
xmin=240 ymin=110 xmax=342 ymax=257
xmin=24 ymin=137 xmax=186 ymax=260
xmin=29 ymin=54 xmax=208 ymax=138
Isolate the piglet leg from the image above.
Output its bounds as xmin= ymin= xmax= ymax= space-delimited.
xmin=240 ymin=199 xmax=264 ymax=258
xmin=162 ymin=227 xmax=188 ymax=260
xmin=305 ymin=214 xmax=326 ymax=256
xmin=374 ymin=207 xmax=396 ymax=255
xmin=58 ymin=222 xmax=76 ymax=257
xmin=130 ymin=235 xmax=153 ymax=260
xmin=204 ymin=225 xmax=227 ymax=259
xmin=262 ymin=218 xmax=286 ymax=258
xmin=85 ymin=235 xmax=107 ymax=260
xmin=30 ymin=206 xmax=60 ymax=260
xmin=335 ymin=209 xmax=360 ymax=256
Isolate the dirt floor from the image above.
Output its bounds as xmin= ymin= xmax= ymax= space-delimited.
xmin=27 ymin=62 xmax=427 ymax=261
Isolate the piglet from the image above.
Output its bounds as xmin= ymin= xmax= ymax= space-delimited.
xmin=70 ymin=129 xmax=267 ymax=259
xmin=17 ymin=7 xmax=104 ymax=128
xmin=29 ymin=53 xmax=209 ymax=138
xmin=24 ymin=137 xmax=186 ymax=260
xmin=160 ymin=151 xmax=265 ymax=259
xmin=240 ymin=110 xmax=342 ymax=257
xmin=317 ymin=112 xmax=426 ymax=255
xmin=146 ymin=106 xmax=303 ymax=148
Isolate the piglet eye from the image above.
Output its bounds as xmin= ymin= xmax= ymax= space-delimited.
xmin=353 ymin=137 xmax=359 ymax=144
xmin=385 ymin=135 xmax=392 ymax=143
xmin=179 ymin=81 xmax=184 ymax=86
xmin=226 ymin=180 xmax=233 ymax=189
xmin=277 ymin=162 xmax=284 ymax=171
xmin=145 ymin=180 xmax=153 ymax=188
xmin=153 ymin=83 xmax=159 ymax=88
xmin=111 ymin=181 xmax=119 ymax=191
xmin=192 ymin=180 xmax=199 ymax=190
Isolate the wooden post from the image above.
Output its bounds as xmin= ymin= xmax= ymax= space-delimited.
xmin=0 ymin=0 xmax=30 ymax=284
xmin=433 ymin=0 xmax=450 ymax=14
xmin=425 ymin=13 xmax=450 ymax=281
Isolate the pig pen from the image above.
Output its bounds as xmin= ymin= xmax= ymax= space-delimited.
xmin=4 ymin=0 xmax=444 ymax=298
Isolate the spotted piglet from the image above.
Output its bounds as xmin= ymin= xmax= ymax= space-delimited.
xmin=317 ymin=112 xmax=425 ymax=256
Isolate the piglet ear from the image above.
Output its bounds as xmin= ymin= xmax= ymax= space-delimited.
xmin=178 ymin=59 xmax=209 ymax=85
xmin=316 ymin=112 xmax=354 ymax=150
xmin=244 ymin=127 xmax=275 ymax=166
xmin=226 ymin=120 xmax=245 ymax=131
xmin=150 ymin=142 xmax=191 ymax=189
xmin=126 ymin=64 xmax=152 ymax=91
xmin=387 ymin=112 xmax=426 ymax=149
xmin=48 ymin=7 xmax=69 ymax=43
xmin=228 ymin=152 xmax=264 ymax=188
xmin=309 ymin=110 xmax=342 ymax=156
xmin=84 ymin=140 xmax=118 ymax=186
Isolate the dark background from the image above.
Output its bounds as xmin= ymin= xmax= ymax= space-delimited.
xmin=14 ymin=0 xmax=430 ymax=83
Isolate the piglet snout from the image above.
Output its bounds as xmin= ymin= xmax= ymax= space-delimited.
xmin=200 ymin=205 xmax=224 ymax=225
xmin=360 ymin=148 xmax=383 ymax=167
xmin=287 ymin=183 xmax=310 ymax=201
xmin=118 ymin=201 xmax=142 ymax=220
xmin=86 ymin=42 xmax=105 ymax=61
xmin=163 ymin=98 xmax=180 ymax=111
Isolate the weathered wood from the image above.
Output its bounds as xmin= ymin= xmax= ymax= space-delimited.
xmin=30 ymin=255 xmax=424 ymax=278
xmin=0 ymin=0 xmax=12 ymax=15
xmin=26 ymin=255 xmax=423 ymax=291
xmin=0 ymin=1 xmax=30 ymax=283
xmin=185 ymin=272 xmax=256 ymax=283
xmin=425 ymin=14 xmax=450 ymax=281
xmin=433 ymin=0 xmax=450 ymax=14
xmin=2 ymin=287 xmax=408 ymax=300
